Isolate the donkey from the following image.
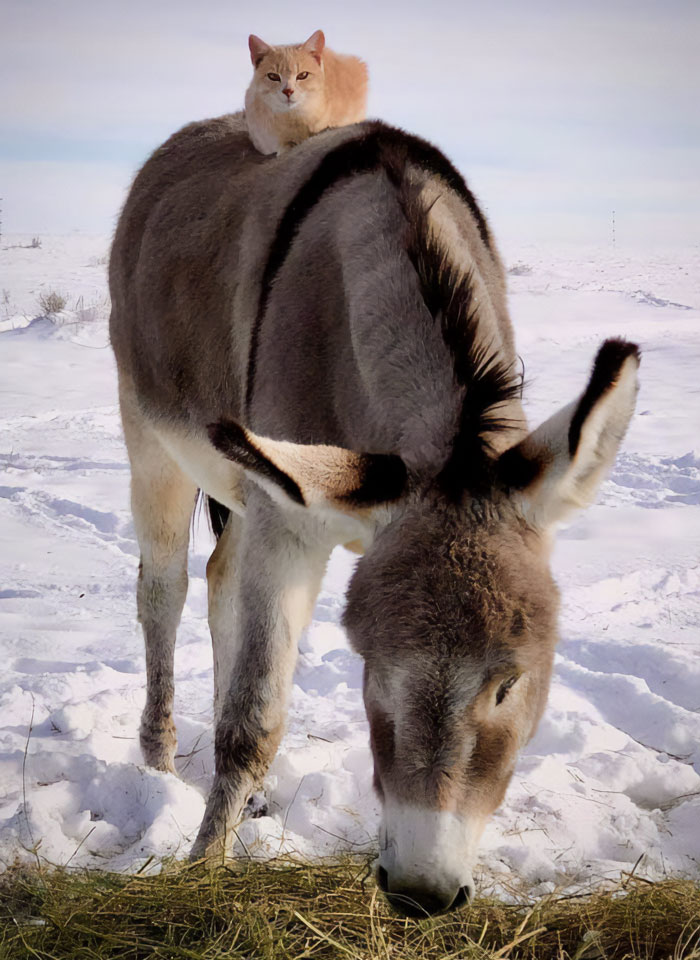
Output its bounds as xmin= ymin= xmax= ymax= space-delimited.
xmin=109 ymin=113 xmax=639 ymax=916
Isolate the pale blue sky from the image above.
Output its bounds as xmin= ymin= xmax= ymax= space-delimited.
xmin=2 ymin=0 xmax=699 ymax=245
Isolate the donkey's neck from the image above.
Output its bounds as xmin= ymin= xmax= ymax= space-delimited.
xmin=253 ymin=173 xmax=463 ymax=474
xmin=341 ymin=219 xmax=462 ymax=473
xmin=334 ymin=179 xmax=522 ymax=475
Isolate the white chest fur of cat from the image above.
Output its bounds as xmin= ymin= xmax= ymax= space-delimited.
xmin=244 ymin=30 xmax=368 ymax=155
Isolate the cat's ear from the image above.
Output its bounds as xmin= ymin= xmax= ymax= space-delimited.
xmin=248 ymin=34 xmax=270 ymax=68
xmin=302 ymin=29 xmax=325 ymax=65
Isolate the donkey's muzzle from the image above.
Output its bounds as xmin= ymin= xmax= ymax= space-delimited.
xmin=377 ymin=865 xmax=473 ymax=917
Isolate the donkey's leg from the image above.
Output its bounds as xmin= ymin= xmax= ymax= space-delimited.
xmin=207 ymin=508 xmax=269 ymax=818
xmin=191 ymin=488 xmax=329 ymax=859
xmin=123 ymin=412 xmax=197 ymax=774
xmin=205 ymin=507 xmax=244 ymax=724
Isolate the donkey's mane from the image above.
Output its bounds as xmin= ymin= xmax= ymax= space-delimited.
xmin=400 ymin=197 xmax=524 ymax=495
xmin=247 ymin=122 xmax=522 ymax=493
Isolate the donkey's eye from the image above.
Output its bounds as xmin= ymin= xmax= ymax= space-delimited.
xmin=296 ymin=71 xmax=309 ymax=80
xmin=267 ymin=72 xmax=281 ymax=81
xmin=495 ymin=675 xmax=519 ymax=706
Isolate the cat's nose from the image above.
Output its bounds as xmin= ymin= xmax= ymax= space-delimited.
xmin=283 ymin=87 xmax=294 ymax=98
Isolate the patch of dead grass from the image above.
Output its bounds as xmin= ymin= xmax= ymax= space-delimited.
xmin=0 ymin=858 xmax=698 ymax=959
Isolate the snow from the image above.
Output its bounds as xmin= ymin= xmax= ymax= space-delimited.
xmin=1 ymin=233 xmax=699 ymax=890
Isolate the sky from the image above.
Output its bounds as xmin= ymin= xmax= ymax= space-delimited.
xmin=2 ymin=0 xmax=699 ymax=246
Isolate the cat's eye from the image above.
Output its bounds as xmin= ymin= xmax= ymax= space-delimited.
xmin=296 ymin=71 xmax=309 ymax=80
xmin=267 ymin=72 xmax=281 ymax=82
xmin=495 ymin=675 xmax=519 ymax=706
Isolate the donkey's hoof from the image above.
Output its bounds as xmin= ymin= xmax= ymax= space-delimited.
xmin=150 ymin=757 xmax=178 ymax=775
xmin=140 ymin=733 xmax=177 ymax=774
xmin=140 ymin=714 xmax=178 ymax=774
xmin=142 ymin=751 xmax=177 ymax=775
xmin=243 ymin=792 xmax=268 ymax=819
xmin=189 ymin=832 xmax=226 ymax=863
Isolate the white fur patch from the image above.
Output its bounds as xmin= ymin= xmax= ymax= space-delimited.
xmin=379 ymin=799 xmax=482 ymax=898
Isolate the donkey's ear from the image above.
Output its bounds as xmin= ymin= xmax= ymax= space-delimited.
xmin=302 ymin=29 xmax=325 ymax=64
xmin=248 ymin=34 xmax=270 ymax=67
xmin=498 ymin=339 xmax=640 ymax=531
xmin=208 ymin=420 xmax=407 ymax=509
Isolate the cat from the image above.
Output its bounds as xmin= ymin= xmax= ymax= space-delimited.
xmin=244 ymin=29 xmax=368 ymax=155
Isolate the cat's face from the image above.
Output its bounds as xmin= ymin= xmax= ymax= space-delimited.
xmin=248 ymin=31 xmax=326 ymax=116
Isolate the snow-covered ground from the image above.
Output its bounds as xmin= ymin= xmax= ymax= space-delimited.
xmin=1 ymin=233 xmax=699 ymax=893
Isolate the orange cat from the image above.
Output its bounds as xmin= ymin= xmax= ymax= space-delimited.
xmin=244 ymin=30 xmax=368 ymax=155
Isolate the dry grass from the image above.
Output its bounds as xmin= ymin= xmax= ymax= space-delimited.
xmin=0 ymin=859 xmax=698 ymax=959
xmin=37 ymin=290 xmax=67 ymax=315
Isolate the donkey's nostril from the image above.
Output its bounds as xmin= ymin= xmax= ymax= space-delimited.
xmin=376 ymin=865 xmax=389 ymax=892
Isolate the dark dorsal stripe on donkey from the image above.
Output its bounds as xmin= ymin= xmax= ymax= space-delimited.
xmin=109 ymin=112 xmax=639 ymax=917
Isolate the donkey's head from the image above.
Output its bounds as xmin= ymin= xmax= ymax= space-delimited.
xmin=344 ymin=494 xmax=557 ymax=914
xmin=342 ymin=339 xmax=640 ymax=915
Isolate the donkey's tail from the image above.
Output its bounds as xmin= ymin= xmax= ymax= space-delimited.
xmin=207 ymin=496 xmax=230 ymax=540
xmin=194 ymin=489 xmax=231 ymax=540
